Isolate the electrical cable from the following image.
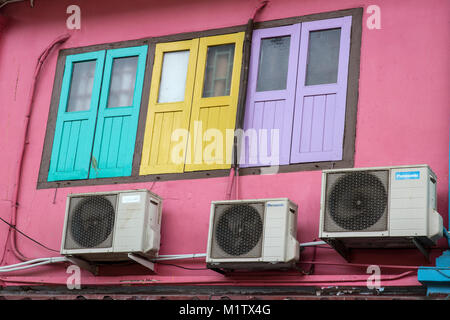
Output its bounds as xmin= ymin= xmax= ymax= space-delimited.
xmin=313 ymin=246 xmax=335 ymax=250
xmin=300 ymin=238 xmax=321 ymax=275
xmin=443 ymin=228 xmax=450 ymax=248
xmin=436 ymin=269 xmax=450 ymax=279
xmin=0 ymin=216 xmax=59 ymax=253
xmin=155 ymin=262 xmax=209 ymax=271
xmin=151 ymin=238 xmax=427 ymax=272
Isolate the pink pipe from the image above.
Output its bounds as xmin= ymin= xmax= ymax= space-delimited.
xmin=230 ymin=0 xmax=269 ymax=201
xmin=235 ymin=167 xmax=239 ymax=200
xmin=0 ymin=271 xmax=416 ymax=286
xmin=225 ymin=167 xmax=235 ymax=200
xmin=8 ymin=34 xmax=70 ymax=262
xmin=252 ymin=0 xmax=269 ymax=20
xmin=299 ymin=260 xmax=422 ymax=270
xmin=0 ymin=15 xmax=9 ymax=266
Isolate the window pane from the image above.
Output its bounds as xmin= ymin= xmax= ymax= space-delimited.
xmin=256 ymin=36 xmax=291 ymax=92
xmin=202 ymin=44 xmax=235 ymax=98
xmin=158 ymin=50 xmax=190 ymax=103
xmin=305 ymin=28 xmax=341 ymax=86
xmin=67 ymin=60 xmax=96 ymax=112
xmin=107 ymin=56 xmax=138 ymax=108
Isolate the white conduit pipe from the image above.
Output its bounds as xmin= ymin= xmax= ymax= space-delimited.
xmin=152 ymin=254 xmax=206 ymax=261
xmin=0 ymin=257 xmax=54 ymax=270
xmin=152 ymin=242 xmax=327 ymax=261
xmin=0 ymin=242 xmax=328 ymax=271
xmin=0 ymin=257 xmax=68 ymax=272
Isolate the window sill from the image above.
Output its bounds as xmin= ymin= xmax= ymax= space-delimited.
xmin=36 ymin=159 xmax=353 ymax=189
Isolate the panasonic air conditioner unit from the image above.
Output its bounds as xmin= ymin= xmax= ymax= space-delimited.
xmin=206 ymin=198 xmax=299 ymax=271
xmin=319 ymin=165 xmax=443 ymax=260
xmin=60 ymin=189 xmax=162 ymax=262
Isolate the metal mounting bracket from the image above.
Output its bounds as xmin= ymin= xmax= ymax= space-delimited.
xmin=128 ymin=253 xmax=156 ymax=273
xmin=326 ymin=239 xmax=351 ymax=262
xmin=66 ymin=256 xmax=98 ymax=276
xmin=206 ymin=265 xmax=227 ymax=276
xmin=412 ymin=238 xmax=431 ymax=263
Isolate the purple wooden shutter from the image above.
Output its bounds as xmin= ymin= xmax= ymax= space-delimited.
xmin=239 ymin=24 xmax=301 ymax=167
xmin=290 ymin=16 xmax=352 ymax=163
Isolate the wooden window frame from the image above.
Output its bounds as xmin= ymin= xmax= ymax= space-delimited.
xmin=37 ymin=8 xmax=362 ymax=189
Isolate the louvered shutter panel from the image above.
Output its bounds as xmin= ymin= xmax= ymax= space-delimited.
xmin=239 ymin=25 xmax=300 ymax=167
xmin=185 ymin=32 xmax=244 ymax=172
xmin=90 ymin=46 xmax=148 ymax=179
xmin=290 ymin=16 xmax=351 ymax=163
xmin=139 ymin=40 xmax=199 ymax=174
xmin=48 ymin=51 xmax=105 ymax=181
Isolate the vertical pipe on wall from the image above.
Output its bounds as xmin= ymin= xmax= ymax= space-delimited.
xmin=7 ymin=34 xmax=70 ymax=262
xmin=0 ymin=15 xmax=9 ymax=266
xmin=230 ymin=0 xmax=268 ymax=200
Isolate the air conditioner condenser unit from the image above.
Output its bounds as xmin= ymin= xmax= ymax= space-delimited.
xmin=206 ymin=198 xmax=299 ymax=271
xmin=60 ymin=189 xmax=162 ymax=262
xmin=319 ymin=164 xmax=443 ymax=260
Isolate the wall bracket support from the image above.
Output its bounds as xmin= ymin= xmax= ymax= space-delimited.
xmin=66 ymin=256 xmax=98 ymax=276
xmin=128 ymin=253 xmax=156 ymax=273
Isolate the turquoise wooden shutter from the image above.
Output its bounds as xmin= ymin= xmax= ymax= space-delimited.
xmin=89 ymin=45 xmax=148 ymax=179
xmin=48 ymin=51 xmax=105 ymax=181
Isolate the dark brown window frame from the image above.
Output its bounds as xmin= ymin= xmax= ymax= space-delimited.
xmin=37 ymin=7 xmax=362 ymax=189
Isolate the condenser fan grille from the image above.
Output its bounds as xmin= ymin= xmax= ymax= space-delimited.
xmin=66 ymin=196 xmax=116 ymax=249
xmin=324 ymin=171 xmax=389 ymax=232
xmin=211 ymin=203 xmax=264 ymax=258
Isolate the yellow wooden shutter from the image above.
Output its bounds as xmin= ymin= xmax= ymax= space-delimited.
xmin=140 ymin=39 xmax=199 ymax=175
xmin=185 ymin=32 xmax=244 ymax=172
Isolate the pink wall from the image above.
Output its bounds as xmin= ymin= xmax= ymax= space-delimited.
xmin=0 ymin=0 xmax=449 ymax=287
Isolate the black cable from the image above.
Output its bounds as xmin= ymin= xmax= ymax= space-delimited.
xmin=156 ymin=262 xmax=208 ymax=271
xmin=301 ymin=239 xmax=335 ymax=275
xmin=0 ymin=216 xmax=59 ymax=253
xmin=436 ymin=269 xmax=450 ymax=279
xmin=95 ymin=261 xmax=135 ymax=266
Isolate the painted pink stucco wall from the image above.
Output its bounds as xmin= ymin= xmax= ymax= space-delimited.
xmin=0 ymin=0 xmax=448 ymax=287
